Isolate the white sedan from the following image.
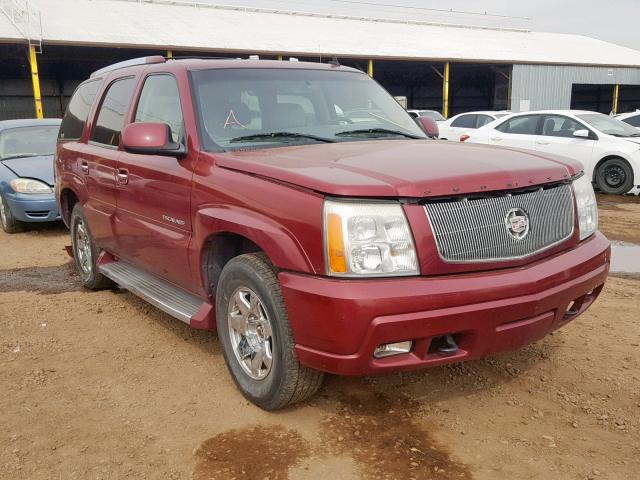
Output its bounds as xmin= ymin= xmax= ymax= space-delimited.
xmin=438 ymin=111 xmax=510 ymax=141
xmin=462 ymin=110 xmax=640 ymax=194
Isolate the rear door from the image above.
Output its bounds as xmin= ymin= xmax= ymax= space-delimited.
xmin=535 ymin=114 xmax=596 ymax=168
xmin=446 ymin=114 xmax=478 ymax=141
xmin=489 ymin=114 xmax=543 ymax=152
xmin=114 ymin=73 xmax=195 ymax=286
xmin=83 ymin=77 xmax=137 ymax=251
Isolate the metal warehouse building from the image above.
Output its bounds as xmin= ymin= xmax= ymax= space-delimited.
xmin=3 ymin=0 xmax=640 ymax=120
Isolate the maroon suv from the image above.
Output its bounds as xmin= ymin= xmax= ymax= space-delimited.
xmin=55 ymin=57 xmax=610 ymax=410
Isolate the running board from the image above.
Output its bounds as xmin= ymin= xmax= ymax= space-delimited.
xmin=99 ymin=261 xmax=203 ymax=324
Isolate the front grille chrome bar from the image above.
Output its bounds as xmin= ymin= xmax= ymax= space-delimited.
xmin=424 ymin=184 xmax=575 ymax=263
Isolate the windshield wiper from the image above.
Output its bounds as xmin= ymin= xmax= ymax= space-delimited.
xmin=335 ymin=128 xmax=421 ymax=139
xmin=229 ymin=132 xmax=335 ymax=144
xmin=0 ymin=153 xmax=46 ymax=161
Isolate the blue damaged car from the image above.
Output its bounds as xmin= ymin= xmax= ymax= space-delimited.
xmin=0 ymin=119 xmax=61 ymax=233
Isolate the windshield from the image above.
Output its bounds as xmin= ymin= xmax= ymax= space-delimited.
xmin=419 ymin=111 xmax=445 ymax=121
xmin=576 ymin=113 xmax=640 ymax=137
xmin=191 ymin=68 xmax=427 ymax=150
xmin=0 ymin=125 xmax=59 ymax=160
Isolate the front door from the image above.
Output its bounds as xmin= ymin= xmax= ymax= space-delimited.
xmin=114 ymin=73 xmax=195 ymax=287
xmin=489 ymin=114 xmax=542 ymax=152
xmin=535 ymin=114 xmax=596 ymax=168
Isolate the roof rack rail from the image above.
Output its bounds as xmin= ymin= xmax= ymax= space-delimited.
xmin=90 ymin=56 xmax=166 ymax=78
xmin=165 ymin=55 xmax=237 ymax=61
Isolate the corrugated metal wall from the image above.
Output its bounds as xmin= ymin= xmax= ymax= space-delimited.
xmin=511 ymin=64 xmax=640 ymax=112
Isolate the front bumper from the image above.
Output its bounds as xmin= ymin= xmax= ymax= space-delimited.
xmin=280 ymin=232 xmax=610 ymax=375
xmin=4 ymin=191 xmax=60 ymax=223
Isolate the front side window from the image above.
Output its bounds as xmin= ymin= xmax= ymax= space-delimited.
xmin=451 ymin=114 xmax=477 ymax=128
xmin=623 ymin=114 xmax=640 ymax=127
xmin=0 ymin=125 xmax=59 ymax=160
xmin=541 ymin=115 xmax=584 ymax=138
xmin=135 ymin=75 xmax=184 ymax=143
xmin=90 ymin=77 xmax=136 ymax=147
xmin=496 ymin=115 xmax=540 ymax=135
xmin=191 ymin=68 xmax=426 ymax=150
xmin=59 ymin=79 xmax=102 ymax=141
xmin=576 ymin=113 xmax=640 ymax=137
xmin=476 ymin=115 xmax=494 ymax=128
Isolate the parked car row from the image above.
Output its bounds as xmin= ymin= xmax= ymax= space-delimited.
xmin=406 ymin=106 xmax=640 ymax=195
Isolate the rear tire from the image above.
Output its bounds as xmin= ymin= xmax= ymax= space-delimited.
xmin=595 ymin=158 xmax=634 ymax=195
xmin=70 ymin=204 xmax=113 ymax=290
xmin=216 ymin=253 xmax=324 ymax=410
xmin=0 ymin=193 xmax=24 ymax=234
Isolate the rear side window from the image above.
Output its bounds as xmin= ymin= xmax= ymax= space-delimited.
xmin=451 ymin=114 xmax=477 ymax=128
xmin=59 ymin=80 xmax=102 ymax=141
xmin=496 ymin=115 xmax=540 ymax=135
xmin=623 ymin=114 xmax=640 ymax=127
xmin=91 ymin=77 xmax=136 ymax=147
xmin=135 ymin=75 xmax=184 ymax=143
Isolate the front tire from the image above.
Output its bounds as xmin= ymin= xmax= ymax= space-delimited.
xmin=0 ymin=193 xmax=24 ymax=234
xmin=70 ymin=204 xmax=113 ymax=290
xmin=595 ymin=158 xmax=634 ymax=195
xmin=216 ymin=253 xmax=324 ymax=410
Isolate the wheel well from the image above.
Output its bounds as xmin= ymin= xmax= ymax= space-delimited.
xmin=202 ymin=233 xmax=263 ymax=297
xmin=60 ymin=189 xmax=79 ymax=226
xmin=592 ymin=155 xmax=634 ymax=183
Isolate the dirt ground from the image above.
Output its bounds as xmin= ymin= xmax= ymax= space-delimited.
xmin=1 ymin=195 xmax=638 ymax=480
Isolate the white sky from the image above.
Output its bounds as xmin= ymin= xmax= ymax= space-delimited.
xmin=204 ymin=0 xmax=640 ymax=50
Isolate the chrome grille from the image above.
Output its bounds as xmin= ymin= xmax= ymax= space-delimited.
xmin=424 ymin=184 xmax=575 ymax=263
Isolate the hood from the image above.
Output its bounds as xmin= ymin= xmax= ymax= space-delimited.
xmin=0 ymin=155 xmax=54 ymax=186
xmin=215 ymin=140 xmax=582 ymax=198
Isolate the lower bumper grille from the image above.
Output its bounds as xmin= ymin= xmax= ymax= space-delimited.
xmin=424 ymin=183 xmax=575 ymax=263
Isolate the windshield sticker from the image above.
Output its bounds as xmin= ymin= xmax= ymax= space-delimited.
xmin=224 ymin=110 xmax=248 ymax=129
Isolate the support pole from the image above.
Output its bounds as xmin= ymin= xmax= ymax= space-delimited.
xmin=368 ymin=59 xmax=374 ymax=78
xmin=28 ymin=44 xmax=43 ymax=119
xmin=613 ymin=83 xmax=620 ymax=114
xmin=167 ymin=50 xmax=173 ymax=59
xmin=277 ymin=55 xmax=283 ymax=61
xmin=507 ymin=68 xmax=512 ymax=111
xmin=442 ymin=61 xmax=450 ymax=119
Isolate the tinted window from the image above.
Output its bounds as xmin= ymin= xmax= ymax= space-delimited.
xmin=541 ymin=115 xmax=584 ymax=138
xmin=59 ymin=80 xmax=101 ymax=141
xmin=623 ymin=114 xmax=640 ymax=127
xmin=496 ymin=115 xmax=540 ymax=135
xmin=135 ymin=75 xmax=184 ymax=143
xmin=476 ymin=115 xmax=494 ymax=127
xmin=451 ymin=114 xmax=477 ymax=128
xmin=576 ymin=113 xmax=640 ymax=137
xmin=91 ymin=77 xmax=136 ymax=147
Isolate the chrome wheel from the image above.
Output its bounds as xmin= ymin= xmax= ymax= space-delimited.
xmin=227 ymin=287 xmax=274 ymax=380
xmin=0 ymin=196 xmax=7 ymax=228
xmin=75 ymin=221 xmax=93 ymax=276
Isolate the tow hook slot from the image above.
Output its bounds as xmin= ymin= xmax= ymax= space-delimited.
xmin=429 ymin=334 xmax=459 ymax=356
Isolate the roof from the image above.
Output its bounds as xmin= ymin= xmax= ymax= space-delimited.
xmin=3 ymin=0 xmax=640 ymax=67
xmin=0 ymin=119 xmax=61 ymax=131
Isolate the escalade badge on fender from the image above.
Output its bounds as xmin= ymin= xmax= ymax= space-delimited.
xmin=505 ymin=208 xmax=530 ymax=240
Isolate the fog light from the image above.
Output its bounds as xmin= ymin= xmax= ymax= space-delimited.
xmin=373 ymin=341 xmax=413 ymax=358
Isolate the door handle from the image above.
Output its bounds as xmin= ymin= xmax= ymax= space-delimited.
xmin=80 ymin=161 xmax=89 ymax=175
xmin=116 ymin=169 xmax=129 ymax=186
xmin=536 ymin=140 xmax=550 ymax=145
xmin=490 ymin=137 xmax=503 ymax=142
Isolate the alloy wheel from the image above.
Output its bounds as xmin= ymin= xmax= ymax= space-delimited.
xmin=227 ymin=287 xmax=274 ymax=380
xmin=75 ymin=221 xmax=93 ymax=276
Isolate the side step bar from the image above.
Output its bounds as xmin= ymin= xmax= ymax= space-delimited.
xmin=99 ymin=261 xmax=203 ymax=324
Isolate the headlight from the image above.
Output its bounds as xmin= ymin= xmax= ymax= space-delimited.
xmin=10 ymin=178 xmax=53 ymax=194
xmin=573 ymin=174 xmax=598 ymax=240
xmin=323 ymin=200 xmax=418 ymax=277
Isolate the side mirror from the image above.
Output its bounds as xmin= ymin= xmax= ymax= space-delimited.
xmin=573 ymin=129 xmax=590 ymax=139
xmin=122 ymin=122 xmax=186 ymax=157
xmin=417 ymin=116 xmax=439 ymax=139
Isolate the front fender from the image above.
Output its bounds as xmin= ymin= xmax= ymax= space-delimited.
xmin=192 ymin=204 xmax=317 ymax=284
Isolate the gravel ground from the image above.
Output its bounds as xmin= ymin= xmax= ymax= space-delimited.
xmin=0 ymin=195 xmax=638 ymax=480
